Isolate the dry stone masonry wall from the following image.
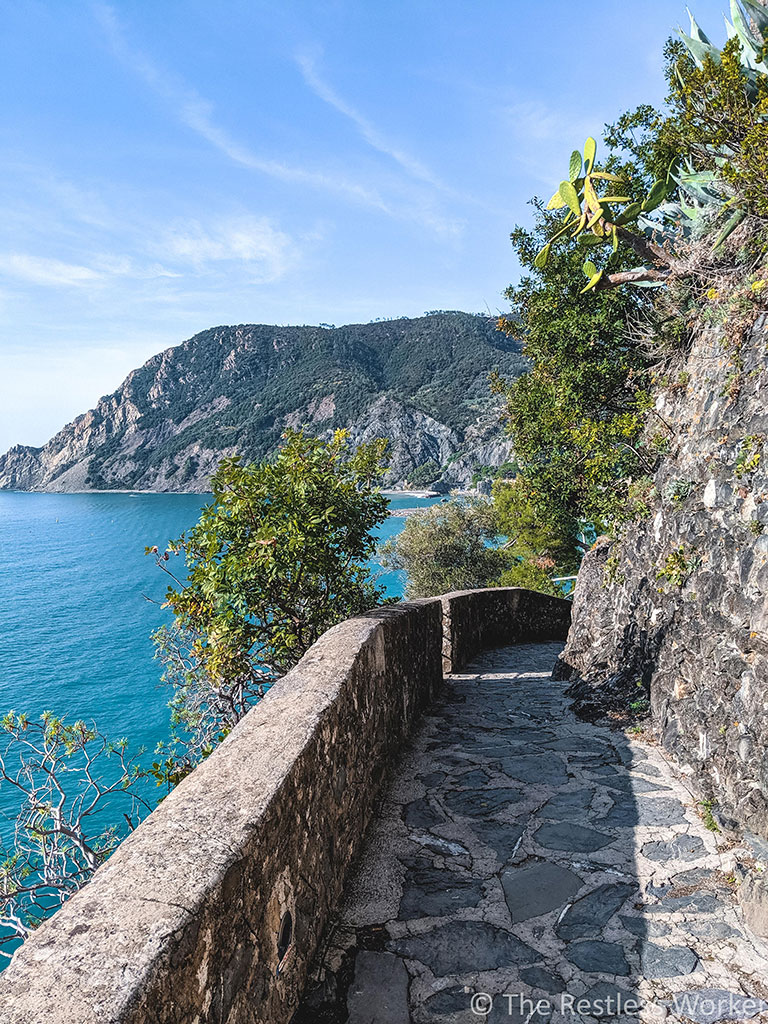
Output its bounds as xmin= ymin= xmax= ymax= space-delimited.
xmin=558 ymin=313 xmax=768 ymax=931
xmin=0 ymin=589 xmax=570 ymax=1024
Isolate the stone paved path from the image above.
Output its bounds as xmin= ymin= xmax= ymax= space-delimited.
xmin=297 ymin=644 xmax=768 ymax=1024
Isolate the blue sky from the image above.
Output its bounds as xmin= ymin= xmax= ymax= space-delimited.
xmin=0 ymin=0 xmax=727 ymax=453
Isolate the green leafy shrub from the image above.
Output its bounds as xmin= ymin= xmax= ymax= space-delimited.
xmin=380 ymin=492 xmax=569 ymax=599
xmin=495 ymin=559 xmax=565 ymax=597
xmin=495 ymin=202 xmax=651 ymax=565
xmin=656 ymin=545 xmax=700 ymax=587
xmin=735 ymin=434 xmax=764 ymax=476
xmin=663 ymin=479 xmax=695 ymax=505
xmin=149 ymin=429 xmax=390 ymax=781
xmin=408 ymin=460 xmax=441 ymax=487
xmin=380 ymin=497 xmax=506 ymax=599
xmin=603 ymin=553 xmax=627 ymax=586
xmin=671 ymin=7 xmax=768 ymax=218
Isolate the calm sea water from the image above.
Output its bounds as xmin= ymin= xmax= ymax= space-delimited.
xmin=0 ymin=491 xmax=439 ymax=829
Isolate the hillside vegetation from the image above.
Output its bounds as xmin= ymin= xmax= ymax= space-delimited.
xmin=0 ymin=312 xmax=526 ymax=492
xmin=492 ymin=2 xmax=768 ymax=586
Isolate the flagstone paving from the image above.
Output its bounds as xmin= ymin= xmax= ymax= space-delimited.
xmin=296 ymin=644 xmax=768 ymax=1024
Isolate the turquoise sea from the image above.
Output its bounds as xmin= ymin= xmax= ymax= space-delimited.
xmin=0 ymin=490 xmax=440 ymax=832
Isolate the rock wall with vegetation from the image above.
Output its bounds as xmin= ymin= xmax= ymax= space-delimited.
xmin=0 ymin=313 xmax=525 ymax=493
xmin=0 ymin=588 xmax=570 ymax=1024
xmin=559 ymin=311 xmax=768 ymax=846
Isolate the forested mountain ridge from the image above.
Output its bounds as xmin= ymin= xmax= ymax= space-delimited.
xmin=0 ymin=312 xmax=527 ymax=492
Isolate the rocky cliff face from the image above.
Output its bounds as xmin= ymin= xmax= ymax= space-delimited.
xmin=558 ymin=312 xmax=768 ymax=845
xmin=0 ymin=314 xmax=526 ymax=493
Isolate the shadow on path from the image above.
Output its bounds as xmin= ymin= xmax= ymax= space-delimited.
xmin=295 ymin=644 xmax=768 ymax=1024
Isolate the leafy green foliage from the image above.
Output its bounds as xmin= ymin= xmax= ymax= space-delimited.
xmin=83 ymin=314 xmax=527 ymax=490
xmin=668 ymin=28 xmax=768 ymax=218
xmin=0 ymin=713 xmax=150 ymax=956
xmin=537 ymin=136 xmax=668 ymax=291
xmin=492 ymin=478 xmax=580 ymax=575
xmin=380 ymin=494 xmax=569 ymax=600
xmin=496 ymin=203 xmax=652 ymax=567
xmin=655 ymin=545 xmax=700 ymax=587
xmin=408 ymin=460 xmax=441 ymax=487
xmin=380 ymin=498 xmax=506 ymax=599
xmin=494 ymin=559 xmax=565 ymax=598
xmin=147 ymin=429 xmax=390 ymax=782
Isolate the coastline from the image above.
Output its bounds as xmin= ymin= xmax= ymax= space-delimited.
xmin=380 ymin=488 xmax=438 ymax=499
xmin=2 ymin=488 xmax=441 ymax=498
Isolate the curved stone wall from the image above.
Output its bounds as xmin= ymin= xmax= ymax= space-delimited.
xmin=0 ymin=588 xmax=570 ymax=1024
xmin=441 ymin=587 xmax=573 ymax=673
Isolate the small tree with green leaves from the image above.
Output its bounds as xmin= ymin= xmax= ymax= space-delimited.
xmin=148 ymin=429 xmax=390 ymax=782
xmin=380 ymin=497 xmax=508 ymax=598
xmin=0 ymin=713 xmax=150 ymax=958
xmin=495 ymin=198 xmax=652 ymax=567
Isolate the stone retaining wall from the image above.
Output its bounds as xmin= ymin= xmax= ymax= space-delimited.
xmin=0 ymin=589 xmax=570 ymax=1024
xmin=442 ymin=587 xmax=572 ymax=672
xmin=558 ymin=315 xmax=768 ymax=845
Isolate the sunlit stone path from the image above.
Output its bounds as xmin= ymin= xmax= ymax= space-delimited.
xmin=297 ymin=644 xmax=768 ymax=1024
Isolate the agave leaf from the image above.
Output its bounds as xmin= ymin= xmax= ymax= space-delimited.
xmin=582 ymin=260 xmax=598 ymax=279
xmin=741 ymin=68 xmax=765 ymax=101
xmin=642 ymin=180 xmax=668 ymax=213
xmin=546 ymin=190 xmax=568 ymax=210
xmin=712 ymin=207 xmax=747 ymax=250
xmin=583 ymin=137 xmax=597 ymax=174
xmin=677 ymin=169 xmax=719 ymax=185
xmin=679 ymin=28 xmax=721 ymax=67
xmin=637 ymin=214 xmax=673 ymax=239
xmin=569 ymin=150 xmax=582 ymax=182
xmin=665 ymin=157 xmax=681 ymax=184
xmin=741 ymin=0 xmax=768 ymax=39
xmin=534 ymin=243 xmax=551 ymax=269
xmin=687 ymin=6 xmax=713 ymax=45
xmin=559 ymin=181 xmax=582 ymax=217
xmin=729 ymin=1 xmax=762 ymax=60
xmin=580 ymin=269 xmax=604 ymax=294
xmin=676 ymin=170 xmax=723 ymax=206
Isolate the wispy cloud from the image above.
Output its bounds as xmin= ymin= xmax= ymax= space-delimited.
xmin=295 ymin=50 xmax=449 ymax=192
xmin=0 ymin=253 xmax=103 ymax=287
xmin=503 ymin=99 xmax=601 ymax=188
xmin=505 ymin=100 xmax=596 ymax=146
xmin=0 ymin=250 xmax=186 ymax=288
xmin=0 ymin=217 xmax=300 ymax=291
xmin=93 ymin=4 xmax=390 ymax=213
xmin=92 ymin=5 xmax=468 ymax=237
xmin=157 ymin=216 xmax=298 ymax=282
